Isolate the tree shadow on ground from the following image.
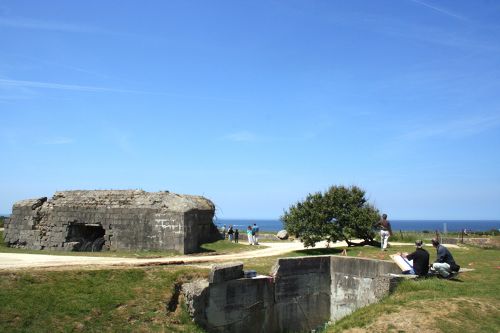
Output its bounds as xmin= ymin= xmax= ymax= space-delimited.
xmin=292 ymin=248 xmax=344 ymax=256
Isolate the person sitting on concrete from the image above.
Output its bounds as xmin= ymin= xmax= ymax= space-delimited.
xmin=401 ymin=240 xmax=430 ymax=277
xmin=430 ymin=238 xmax=460 ymax=279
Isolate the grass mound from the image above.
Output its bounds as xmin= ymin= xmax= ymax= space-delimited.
xmin=0 ymin=267 xmax=207 ymax=333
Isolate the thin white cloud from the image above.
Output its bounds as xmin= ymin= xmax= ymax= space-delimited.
xmin=223 ymin=131 xmax=258 ymax=142
xmin=409 ymin=0 xmax=467 ymax=21
xmin=403 ymin=114 xmax=500 ymax=140
xmin=0 ymin=78 xmax=245 ymax=102
xmin=0 ymin=78 xmax=152 ymax=94
xmin=0 ymin=17 xmax=107 ymax=33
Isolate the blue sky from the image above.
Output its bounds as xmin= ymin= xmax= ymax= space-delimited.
xmin=1 ymin=0 xmax=499 ymax=219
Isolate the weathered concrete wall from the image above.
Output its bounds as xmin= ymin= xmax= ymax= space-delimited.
xmin=183 ymin=256 xmax=402 ymax=333
xmin=330 ymin=256 xmax=401 ymax=322
xmin=184 ymin=262 xmax=276 ymax=333
xmin=3 ymin=190 xmax=219 ymax=254
xmin=271 ymin=256 xmax=331 ymax=332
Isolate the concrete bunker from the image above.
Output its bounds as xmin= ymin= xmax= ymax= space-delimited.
xmin=183 ymin=255 xmax=403 ymax=333
xmin=3 ymin=190 xmax=221 ymax=254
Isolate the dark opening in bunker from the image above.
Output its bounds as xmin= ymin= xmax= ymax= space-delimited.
xmin=67 ymin=224 xmax=106 ymax=252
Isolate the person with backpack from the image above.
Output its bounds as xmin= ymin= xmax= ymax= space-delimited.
xmin=431 ymin=238 xmax=460 ymax=279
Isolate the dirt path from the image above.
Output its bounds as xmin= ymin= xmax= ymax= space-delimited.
xmin=0 ymin=241 xmax=327 ymax=270
xmin=0 ymin=241 xmax=460 ymax=271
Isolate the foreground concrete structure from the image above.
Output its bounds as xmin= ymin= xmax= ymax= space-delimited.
xmin=3 ymin=190 xmax=220 ymax=254
xmin=183 ymin=256 xmax=402 ymax=333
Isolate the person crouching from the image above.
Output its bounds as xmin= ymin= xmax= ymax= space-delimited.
xmin=430 ymin=238 xmax=460 ymax=279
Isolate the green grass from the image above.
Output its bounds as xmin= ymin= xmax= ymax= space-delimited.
xmin=384 ymin=230 xmax=433 ymax=242
xmin=199 ymin=239 xmax=267 ymax=253
xmin=1 ymin=230 xmax=498 ymax=333
xmin=0 ymin=267 xmax=208 ymax=333
xmin=324 ymin=245 xmax=500 ymax=332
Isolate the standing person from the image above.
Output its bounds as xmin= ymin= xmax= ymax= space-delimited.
xmin=252 ymin=223 xmax=259 ymax=245
xmin=401 ymin=240 xmax=430 ymax=277
xmin=247 ymin=225 xmax=254 ymax=245
xmin=227 ymin=225 xmax=234 ymax=242
xmin=431 ymin=238 xmax=460 ymax=279
xmin=377 ymin=214 xmax=393 ymax=251
xmin=234 ymin=229 xmax=239 ymax=243
xmin=221 ymin=224 xmax=227 ymax=240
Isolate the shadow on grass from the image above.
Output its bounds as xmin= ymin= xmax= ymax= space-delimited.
xmin=197 ymin=246 xmax=215 ymax=253
xmin=292 ymin=247 xmax=344 ymax=256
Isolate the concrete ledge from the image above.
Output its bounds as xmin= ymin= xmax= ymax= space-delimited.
xmin=209 ymin=262 xmax=244 ymax=283
xmin=330 ymin=255 xmax=400 ymax=278
xmin=271 ymin=255 xmax=331 ymax=277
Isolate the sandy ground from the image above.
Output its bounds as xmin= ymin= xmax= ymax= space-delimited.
xmin=0 ymin=241 xmax=460 ymax=271
xmin=0 ymin=241 xmax=330 ymax=270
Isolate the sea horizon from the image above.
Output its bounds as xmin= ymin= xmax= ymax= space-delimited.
xmin=217 ymin=218 xmax=500 ymax=232
xmin=2 ymin=213 xmax=498 ymax=233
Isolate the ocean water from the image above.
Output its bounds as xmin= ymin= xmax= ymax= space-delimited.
xmin=217 ymin=219 xmax=500 ymax=232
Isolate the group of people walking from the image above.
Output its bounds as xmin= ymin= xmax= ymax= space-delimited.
xmin=379 ymin=213 xmax=460 ymax=279
xmin=220 ymin=223 xmax=259 ymax=245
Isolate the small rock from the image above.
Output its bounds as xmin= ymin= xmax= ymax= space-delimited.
xmin=276 ymin=230 xmax=289 ymax=240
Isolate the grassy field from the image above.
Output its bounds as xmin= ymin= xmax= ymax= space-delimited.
xmin=323 ymin=244 xmax=500 ymax=333
xmin=1 ymin=231 xmax=499 ymax=332
xmin=0 ymin=267 xmax=208 ymax=333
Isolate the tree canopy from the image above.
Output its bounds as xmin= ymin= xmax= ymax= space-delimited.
xmin=281 ymin=185 xmax=380 ymax=247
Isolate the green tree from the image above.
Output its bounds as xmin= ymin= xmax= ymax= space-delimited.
xmin=281 ymin=185 xmax=380 ymax=247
